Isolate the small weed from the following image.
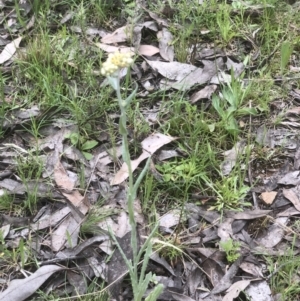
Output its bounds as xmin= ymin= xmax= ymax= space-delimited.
xmin=266 ymin=241 xmax=300 ymax=301
xmin=153 ymin=237 xmax=183 ymax=266
xmin=211 ymin=76 xmax=257 ymax=138
xmin=207 ymin=175 xmax=251 ymax=212
xmin=15 ymin=152 xmax=45 ymax=213
xmin=0 ymin=192 xmax=15 ymax=212
xmin=216 ymin=5 xmax=236 ymax=44
xmin=16 ymin=152 xmax=44 ymax=181
xmin=280 ymin=40 xmax=293 ymax=75
xmin=219 ymin=238 xmax=241 ymax=263
xmin=81 ymin=203 xmax=117 ymax=235
xmin=65 ymin=131 xmax=98 ymax=160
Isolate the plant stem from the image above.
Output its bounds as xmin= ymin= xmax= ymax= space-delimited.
xmin=115 ymin=74 xmax=139 ymax=293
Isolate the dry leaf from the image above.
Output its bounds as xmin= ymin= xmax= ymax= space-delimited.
xmin=147 ymin=59 xmax=219 ymax=90
xmin=157 ymin=28 xmax=174 ymax=61
xmin=51 ymin=214 xmax=80 ymax=251
xmin=239 ymin=262 xmax=264 ymax=278
xmin=260 ymin=191 xmax=277 ymax=205
xmin=220 ymin=141 xmax=246 ymax=176
xmin=159 ymin=209 xmax=182 ymax=228
xmin=96 ymin=43 xmax=159 ymax=56
xmin=257 ymin=217 xmax=288 ymax=248
xmin=278 ymin=171 xmax=300 ymax=186
xmin=244 ymin=280 xmax=273 ymax=301
xmin=0 ymin=36 xmax=22 ymax=64
xmin=95 ymin=43 xmax=134 ymax=54
xmin=56 ymin=235 xmax=109 ymax=259
xmin=286 ymin=107 xmax=300 ymax=115
xmin=111 ymin=133 xmax=176 ymax=185
xmin=226 ymin=209 xmax=272 ymax=220
xmin=0 ymin=265 xmax=63 ymax=301
xmin=101 ymin=26 xmax=128 ymax=44
xmin=138 ymin=44 xmax=160 ymax=56
xmin=223 ymin=280 xmax=251 ymax=301
xmin=54 ymin=161 xmax=89 ymax=215
xmin=277 ymin=207 xmax=300 ymax=217
xmin=31 ymin=207 xmax=71 ymax=231
xmin=282 ymin=188 xmax=300 ymax=211
xmin=209 ymin=256 xmax=244 ymax=295
xmin=150 ymin=252 xmax=175 ymax=276
xmin=189 ymin=85 xmax=217 ymax=104
xmin=147 ymin=60 xmax=197 ymax=81
xmin=218 ymin=218 xmax=233 ymax=242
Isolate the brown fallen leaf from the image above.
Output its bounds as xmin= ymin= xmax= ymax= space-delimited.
xmin=189 ymin=85 xmax=217 ymax=104
xmin=54 ymin=161 xmax=89 ymax=215
xmin=209 ymin=256 xmax=244 ymax=296
xmin=218 ymin=218 xmax=234 ymax=242
xmin=283 ymin=188 xmax=300 ymax=211
xmin=56 ymin=235 xmax=109 ymax=259
xmin=51 ymin=214 xmax=80 ymax=251
xmin=147 ymin=10 xmax=169 ymax=27
xmin=286 ymin=106 xmax=300 ymax=115
xmin=0 ymin=265 xmax=63 ymax=301
xmin=147 ymin=60 xmax=197 ymax=81
xmin=277 ymin=207 xmax=300 ymax=217
xmin=31 ymin=207 xmax=71 ymax=231
xmin=244 ymin=280 xmax=273 ymax=301
xmin=226 ymin=209 xmax=272 ymax=220
xmin=239 ymin=262 xmax=264 ymax=278
xmin=111 ymin=133 xmax=176 ymax=185
xmin=220 ymin=141 xmax=246 ymax=176
xmin=260 ymin=191 xmax=277 ymax=205
xmin=159 ymin=209 xmax=182 ymax=229
xmin=101 ymin=26 xmax=128 ymax=44
xmin=257 ymin=217 xmax=288 ymax=248
xmin=95 ymin=43 xmax=134 ymax=54
xmin=278 ymin=171 xmax=300 ymax=186
xmin=223 ymin=280 xmax=251 ymax=301
xmin=157 ymin=28 xmax=174 ymax=61
xmin=96 ymin=43 xmax=159 ymax=56
xmin=148 ymin=59 xmax=220 ymax=91
xmin=0 ymin=36 xmax=22 ymax=64
xmin=138 ymin=44 xmax=160 ymax=56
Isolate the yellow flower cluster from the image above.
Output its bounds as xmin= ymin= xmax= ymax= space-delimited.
xmin=101 ymin=52 xmax=134 ymax=76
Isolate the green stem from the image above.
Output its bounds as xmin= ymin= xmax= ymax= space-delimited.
xmin=115 ymin=75 xmax=139 ymax=295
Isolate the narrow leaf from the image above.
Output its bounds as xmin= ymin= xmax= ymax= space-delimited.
xmin=0 ymin=265 xmax=63 ymax=301
xmin=81 ymin=140 xmax=98 ymax=150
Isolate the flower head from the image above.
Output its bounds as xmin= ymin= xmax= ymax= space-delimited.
xmin=101 ymin=51 xmax=134 ymax=77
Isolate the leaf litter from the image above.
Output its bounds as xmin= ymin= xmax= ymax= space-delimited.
xmin=0 ymin=1 xmax=300 ymax=300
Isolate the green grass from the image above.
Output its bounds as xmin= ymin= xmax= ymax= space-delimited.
xmin=265 ymin=239 xmax=300 ymax=301
xmin=1 ymin=0 xmax=300 ymax=299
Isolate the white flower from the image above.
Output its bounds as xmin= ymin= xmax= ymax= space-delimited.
xmin=101 ymin=52 xmax=134 ymax=77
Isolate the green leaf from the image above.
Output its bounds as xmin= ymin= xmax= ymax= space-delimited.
xmin=237 ymin=107 xmax=257 ymax=116
xmin=81 ymin=140 xmax=98 ymax=150
xmin=212 ymin=95 xmax=225 ymax=117
xmin=208 ymin=123 xmax=215 ymax=132
xmin=145 ymin=284 xmax=164 ymax=301
xmin=107 ymin=76 xmax=119 ymax=90
xmin=124 ymin=82 xmax=138 ymax=107
xmin=82 ymin=151 xmax=93 ymax=160
xmin=65 ymin=132 xmax=79 ymax=145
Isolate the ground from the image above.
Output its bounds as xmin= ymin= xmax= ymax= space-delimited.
xmin=1 ymin=0 xmax=300 ymax=300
